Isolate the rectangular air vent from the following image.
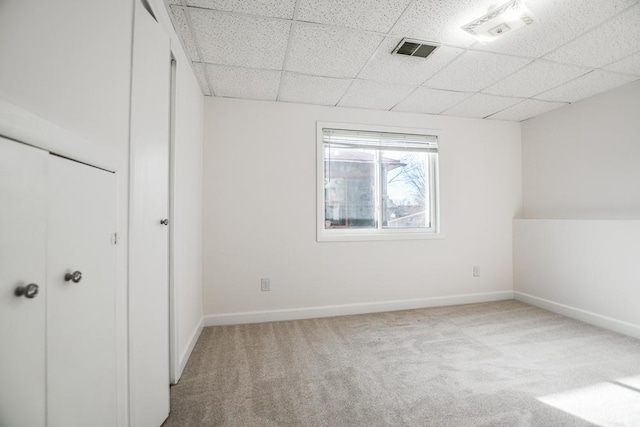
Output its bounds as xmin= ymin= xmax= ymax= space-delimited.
xmin=392 ymin=38 xmax=439 ymax=59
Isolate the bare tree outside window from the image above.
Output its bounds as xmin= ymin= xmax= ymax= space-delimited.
xmin=383 ymin=151 xmax=429 ymax=229
xmin=387 ymin=153 xmax=427 ymax=204
xmin=319 ymin=125 xmax=439 ymax=240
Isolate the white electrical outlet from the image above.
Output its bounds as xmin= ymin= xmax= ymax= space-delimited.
xmin=473 ymin=266 xmax=480 ymax=277
xmin=261 ymin=278 xmax=270 ymax=291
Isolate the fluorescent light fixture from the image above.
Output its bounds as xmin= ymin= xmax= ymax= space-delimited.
xmin=461 ymin=0 xmax=536 ymax=43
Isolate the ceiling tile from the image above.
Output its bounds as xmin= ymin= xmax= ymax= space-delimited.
xmin=185 ymin=0 xmax=296 ymax=19
xmin=192 ymin=63 xmax=212 ymax=95
xmin=296 ymin=0 xmax=412 ymax=33
xmin=358 ymin=37 xmax=464 ymax=86
xmin=206 ymin=65 xmax=281 ymax=100
xmin=390 ymin=0 xmax=496 ymax=47
xmin=425 ymin=50 xmax=531 ymax=92
xmin=483 ymin=60 xmax=589 ymax=98
xmin=279 ymin=73 xmax=351 ymax=105
xmin=488 ymin=99 xmax=567 ymax=121
xmin=286 ymin=23 xmax=384 ymax=78
xmin=442 ymin=93 xmax=522 ymax=119
xmin=544 ymin=3 xmax=640 ymax=68
xmin=338 ymin=79 xmax=416 ymax=110
xmin=534 ymin=70 xmax=638 ymax=102
xmin=190 ymin=9 xmax=290 ymax=69
xmin=604 ymin=52 xmax=640 ymax=75
xmin=170 ymin=6 xmax=200 ymax=61
xmin=167 ymin=0 xmax=639 ymax=121
xmin=392 ymin=87 xmax=471 ymax=114
xmin=480 ymin=0 xmax=637 ymax=58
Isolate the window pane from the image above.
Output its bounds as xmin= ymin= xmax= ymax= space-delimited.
xmin=324 ymin=146 xmax=376 ymax=229
xmin=382 ymin=151 xmax=429 ymax=229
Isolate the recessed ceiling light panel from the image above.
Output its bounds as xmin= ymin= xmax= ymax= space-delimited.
xmin=461 ymin=0 xmax=536 ymax=43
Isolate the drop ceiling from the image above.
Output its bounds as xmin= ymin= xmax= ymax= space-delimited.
xmin=166 ymin=0 xmax=640 ymax=121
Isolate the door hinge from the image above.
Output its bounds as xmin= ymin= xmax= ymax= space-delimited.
xmin=112 ymin=232 xmax=118 ymax=245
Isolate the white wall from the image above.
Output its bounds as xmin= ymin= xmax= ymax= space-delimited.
xmin=203 ymin=98 xmax=522 ymax=323
xmin=514 ymin=220 xmax=640 ymax=338
xmin=0 ymin=0 xmax=133 ymax=155
xmin=515 ymin=80 xmax=640 ymax=338
xmin=522 ymin=80 xmax=640 ymax=219
xmin=171 ymin=57 xmax=204 ymax=379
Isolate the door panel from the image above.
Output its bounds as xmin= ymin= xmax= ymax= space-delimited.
xmin=0 ymin=137 xmax=47 ymax=427
xmin=129 ymin=3 xmax=171 ymax=426
xmin=46 ymin=155 xmax=118 ymax=427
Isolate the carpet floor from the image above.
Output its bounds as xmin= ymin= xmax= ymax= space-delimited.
xmin=162 ymin=300 xmax=640 ymax=426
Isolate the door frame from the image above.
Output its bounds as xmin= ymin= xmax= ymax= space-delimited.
xmin=168 ymin=54 xmax=179 ymax=385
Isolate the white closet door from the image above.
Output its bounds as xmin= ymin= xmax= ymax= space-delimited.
xmin=129 ymin=3 xmax=171 ymax=426
xmin=46 ymin=155 xmax=118 ymax=427
xmin=0 ymin=137 xmax=47 ymax=427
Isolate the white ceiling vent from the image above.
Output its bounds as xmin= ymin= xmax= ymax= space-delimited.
xmin=461 ymin=0 xmax=536 ymax=43
xmin=392 ymin=38 xmax=440 ymax=59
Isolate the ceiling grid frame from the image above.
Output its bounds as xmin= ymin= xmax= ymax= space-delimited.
xmin=164 ymin=0 xmax=215 ymax=96
xmin=332 ymin=0 xmax=420 ymax=108
xmin=164 ymin=0 xmax=640 ymax=121
xmin=541 ymin=2 xmax=640 ymax=68
xmin=388 ymin=43 xmax=470 ymax=111
xmin=171 ymin=2 xmax=216 ymax=96
xmin=276 ymin=0 xmax=303 ymax=102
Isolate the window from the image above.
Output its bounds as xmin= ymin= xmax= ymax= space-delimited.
xmin=317 ymin=122 xmax=440 ymax=242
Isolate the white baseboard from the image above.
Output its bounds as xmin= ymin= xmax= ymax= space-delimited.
xmin=175 ymin=318 xmax=203 ymax=381
xmin=203 ymin=291 xmax=514 ymax=326
xmin=514 ymin=291 xmax=640 ymax=340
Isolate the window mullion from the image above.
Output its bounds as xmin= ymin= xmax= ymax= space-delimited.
xmin=375 ymin=149 xmax=382 ymax=231
xmin=318 ymin=124 xmax=440 ymax=241
xmin=431 ymin=153 xmax=438 ymax=231
xmin=425 ymin=154 xmax=432 ymax=229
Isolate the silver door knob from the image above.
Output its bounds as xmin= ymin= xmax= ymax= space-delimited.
xmin=15 ymin=283 xmax=39 ymax=299
xmin=160 ymin=218 xmax=169 ymax=226
xmin=64 ymin=271 xmax=82 ymax=283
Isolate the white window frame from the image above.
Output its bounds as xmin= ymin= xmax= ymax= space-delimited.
xmin=317 ymin=121 xmax=443 ymax=242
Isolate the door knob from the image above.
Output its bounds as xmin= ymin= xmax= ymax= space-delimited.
xmin=160 ymin=218 xmax=169 ymax=226
xmin=64 ymin=271 xmax=83 ymax=283
xmin=15 ymin=283 xmax=39 ymax=299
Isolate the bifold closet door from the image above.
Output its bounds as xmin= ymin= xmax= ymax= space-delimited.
xmin=46 ymin=155 xmax=117 ymax=427
xmin=0 ymin=137 xmax=47 ymax=427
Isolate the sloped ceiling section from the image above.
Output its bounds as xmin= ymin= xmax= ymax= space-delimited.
xmin=166 ymin=0 xmax=640 ymax=121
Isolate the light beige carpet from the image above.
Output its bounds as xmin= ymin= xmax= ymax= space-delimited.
xmin=163 ymin=300 xmax=640 ymax=426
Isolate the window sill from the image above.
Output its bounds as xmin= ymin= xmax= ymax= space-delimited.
xmin=317 ymin=231 xmax=444 ymax=242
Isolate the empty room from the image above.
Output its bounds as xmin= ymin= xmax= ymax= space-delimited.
xmin=1 ymin=0 xmax=639 ymax=426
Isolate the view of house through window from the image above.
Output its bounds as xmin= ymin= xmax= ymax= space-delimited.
xmin=319 ymin=125 xmax=439 ymax=239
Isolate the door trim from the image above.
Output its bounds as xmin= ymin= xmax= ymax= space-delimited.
xmin=168 ymin=55 xmax=178 ymax=385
